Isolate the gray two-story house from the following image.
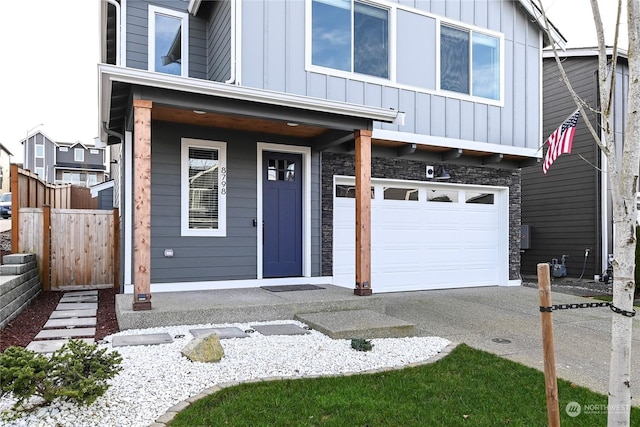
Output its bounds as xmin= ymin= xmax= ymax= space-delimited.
xmin=98 ymin=0 xmax=563 ymax=309
xmin=22 ymin=131 xmax=107 ymax=186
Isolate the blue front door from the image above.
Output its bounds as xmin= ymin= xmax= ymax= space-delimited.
xmin=263 ymin=151 xmax=302 ymax=278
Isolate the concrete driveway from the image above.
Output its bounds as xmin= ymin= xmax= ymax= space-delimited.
xmin=0 ymin=218 xmax=11 ymax=233
xmin=381 ymin=285 xmax=640 ymax=402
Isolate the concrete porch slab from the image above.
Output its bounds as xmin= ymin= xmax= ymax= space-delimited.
xmin=251 ymin=323 xmax=310 ymax=336
xmin=189 ymin=327 xmax=249 ymax=339
xmin=26 ymin=338 xmax=95 ymax=353
xmin=56 ymin=302 xmax=98 ymax=311
xmin=111 ymin=333 xmax=174 ymax=347
xmin=35 ymin=327 xmax=96 ymax=340
xmin=295 ymin=309 xmax=415 ymax=339
xmin=115 ymin=284 xmax=386 ymax=330
xmin=44 ymin=317 xmax=97 ymax=329
xmin=50 ymin=309 xmax=97 ymax=319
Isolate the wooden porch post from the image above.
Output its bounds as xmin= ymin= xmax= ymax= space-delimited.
xmin=354 ymin=129 xmax=372 ymax=296
xmin=132 ymin=99 xmax=152 ymax=310
xmin=10 ymin=164 xmax=19 ymax=254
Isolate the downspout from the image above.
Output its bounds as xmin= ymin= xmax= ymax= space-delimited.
xmin=104 ymin=0 xmax=121 ymax=66
xmin=225 ymin=0 xmax=237 ymax=84
xmin=102 ymin=122 xmax=124 ymax=143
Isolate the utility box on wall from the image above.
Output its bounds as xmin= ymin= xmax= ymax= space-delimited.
xmin=521 ymin=225 xmax=531 ymax=250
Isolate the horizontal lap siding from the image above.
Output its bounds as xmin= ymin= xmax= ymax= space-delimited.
xmin=241 ymin=0 xmax=541 ymax=149
xmin=521 ymin=57 xmax=601 ymax=277
xmin=207 ymin=0 xmax=231 ymax=82
xmin=150 ymin=122 xmax=258 ymax=283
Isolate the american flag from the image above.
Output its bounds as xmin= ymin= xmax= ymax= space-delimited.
xmin=542 ymin=109 xmax=581 ymax=174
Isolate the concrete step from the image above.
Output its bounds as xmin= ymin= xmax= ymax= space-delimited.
xmin=35 ymin=327 xmax=96 ymax=340
xmin=44 ymin=317 xmax=97 ymax=329
xmin=26 ymin=338 xmax=95 ymax=354
xmin=0 ymin=261 xmax=38 ymax=276
xmin=50 ymin=309 xmax=97 ymax=319
xmin=295 ymin=309 xmax=415 ymax=339
xmin=2 ymin=254 xmax=36 ymax=265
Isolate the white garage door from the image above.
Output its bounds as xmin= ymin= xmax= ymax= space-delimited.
xmin=333 ymin=177 xmax=509 ymax=292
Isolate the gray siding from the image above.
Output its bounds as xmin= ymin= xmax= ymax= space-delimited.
xmin=521 ymin=57 xmax=601 ymax=277
xmin=150 ymin=121 xmax=321 ymax=283
xmin=239 ymin=0 xmax=542 ymax=150
xmin=206 ymin=0 xmax=232 ymax=82
xmin=98 ymin=188 xmax=114 ymax=210
xmin=56 ymin=145 xmax=105 ymax=169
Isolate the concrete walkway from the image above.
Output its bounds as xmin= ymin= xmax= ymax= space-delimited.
xmin=381 ymin=286 xmax=640 ymax=400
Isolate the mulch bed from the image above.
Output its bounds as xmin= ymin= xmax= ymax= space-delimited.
xmin=1 ymin=287 xmax=120 ymax=352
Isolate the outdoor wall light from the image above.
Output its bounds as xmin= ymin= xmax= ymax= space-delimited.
xmin=164 ymin=249 xmax=174 ymax=257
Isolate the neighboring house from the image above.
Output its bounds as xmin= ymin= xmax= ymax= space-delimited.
xmin=0 ymin=143 xmax=13 ymax=194
xmin=55 ymin=142 xmax=107 ymax=186
xmin=521 ymin=48 xmax=629 ymax=279
xmin=98 ymin=0 xmax=563 ymax=308
xmin=22 ymin=131 xmax=107 ymax=186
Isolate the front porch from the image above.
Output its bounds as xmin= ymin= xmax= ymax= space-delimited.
xmin=115 ymin=283 xmax=396 ymax=332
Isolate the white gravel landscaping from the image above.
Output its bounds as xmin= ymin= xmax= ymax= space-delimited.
xmin=1 ymin=320 xmax=451 ymax=427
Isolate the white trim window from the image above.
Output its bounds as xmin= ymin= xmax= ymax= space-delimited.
xmin=311 ymin=0 xmax=389 ymax=79
xmin=74 ymin=148 xmax=84 ymax=162
xmin=35 ymin=167 xmax=45 ymax=179
xmin=35 ymin=144 xmax=44 ymax=158
xmin=181 ymin=138 xmax=227 ymax=237
xmin=148 ymin=5 xmax=189 ymax=77
xmin=440 ymin=24 xmax=501 ymax=101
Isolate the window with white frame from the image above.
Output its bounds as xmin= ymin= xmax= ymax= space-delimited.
xmin=35 ymin=167 xmax=44 ymax=179
xmin=88 ymin=173 xmax=97 ymax=184
xmin=74 ymin=148 xmax=84 ymax=162
xmin=181 ymin=139 xmax=227 ymax=236
xmin=440 ymin=24 xmax=500 ymax=100
xmin=35 ymin=144 xmax=44 ymax=158
xmin=148 ymin=5 xmax=189 ymax=77
xmin=311 ymin=0 xmax=389 ymax=79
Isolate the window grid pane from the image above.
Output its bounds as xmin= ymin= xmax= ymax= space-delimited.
xmin=155 ymin=13 xmax=182 ymax=76
xmin=311 ymin=0 xmax=351 ymax=72
xmin=472 ymin=33 xmax=500 ymax=100
xmin=440 ymin=25 xmax=470 ymax=95
xmin=188 ymin=147 xmax=219 ymax=230
xmin=354 ymin=2 xmax=389 ymax=78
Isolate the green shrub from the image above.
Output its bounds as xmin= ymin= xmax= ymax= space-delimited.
xmin=0 ymin=339 xmax=122 ymax=409
xmin=351 ymin=338 xmax=374 ymax=352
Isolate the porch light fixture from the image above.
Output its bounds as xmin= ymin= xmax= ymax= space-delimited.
xmin=286 ymin=122 xmax=299 ymax=127
xmin=193 ymin=110 xmax=206 ymax=115
xmin=435 ymin=166 xmax=451 ymax=180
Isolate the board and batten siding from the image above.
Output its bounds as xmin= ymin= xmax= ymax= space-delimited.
xmin=149 ymin=121 xmax=322 ymax=283
xmin=521 ymin=57 xmax=601 ymax=277
xmin=240 ymin=0 xmax=541 ymax=150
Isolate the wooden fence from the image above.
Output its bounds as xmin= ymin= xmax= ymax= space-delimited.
xmin=10 ymin=164 xmax=118 ymax=289
xmin=17 ymin=207 xmax=120 ymax=290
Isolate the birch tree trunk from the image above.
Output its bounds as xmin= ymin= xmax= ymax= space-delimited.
xmin=607 ymin=2 xmax=639 ymax=424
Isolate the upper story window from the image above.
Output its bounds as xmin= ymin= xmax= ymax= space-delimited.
xmin=440 ymin=24 xmax=500 ymax=101
xmin=148 ymin=6 xmax=189 ymax=77
xmin=181 ymin=138 xmax=227 ymax=237
xmin=311 ymin=0 xmax=389 ymax=79
xmin=35 ymin=144 xmax=44 ymax=158
xmin=74 ymin=148 xmax=84 ymax=162
xmin=35 ymin=167 xmax=44 ymax=179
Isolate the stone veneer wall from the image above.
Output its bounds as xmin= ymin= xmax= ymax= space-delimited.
xmin=321 ymin=152 xmax=521 ymax=281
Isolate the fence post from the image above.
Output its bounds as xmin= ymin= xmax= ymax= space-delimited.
xmin=42 ymin=205 xmax=51 ymax=291
xmin=113 ymin=208 xmax=120 ymax=290
xmin=538 ymin=263 xmax=560 ymax=427
xmin=10 ymin=164 xmax=19 ymax=254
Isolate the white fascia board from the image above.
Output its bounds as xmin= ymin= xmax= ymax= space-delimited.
xmin=98 ymin=64 xmax=398 ymax=123
xmin=373 ymin=129 xmax=542 ymax=159
xmin=542 ymin=47 xmax=628 ymax=59
xmin=188 ymin=0 xmax=202 ymax=15
xmin=90 ymin=180 xmax=115 ymax=197
xmin=517 ymin=0 xmax=566 ymax=49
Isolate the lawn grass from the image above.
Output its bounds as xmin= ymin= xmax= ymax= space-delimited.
xmin=169 ymin=344 xmax=638 ymax=426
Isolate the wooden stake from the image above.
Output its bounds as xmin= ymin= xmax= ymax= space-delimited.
xmin=538 ymin=263 xmax=560 ymax=427
xmin=354 ymin=129 xmax=372 ymax=296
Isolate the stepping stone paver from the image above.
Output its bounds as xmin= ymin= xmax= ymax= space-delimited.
xmin=189 ymin=327 xmax=249 ymax=339
xmin=63 ymin=290 xmax=98 ymax=296
xmin=112 ymin=333 xmax=173 ymax=347
xmin=56 ymin=302 xmax=98 ymax=311
xmin=26 ymin=339 xmax=95 ymax=353
xmin=49 ymin=309 xmax=97 ymax=319
xmin=251 ymin=323 xmax=310 ymax=336
xmin=60 ymin=295 xmax=98 ymax=303
xmin=35 ymin=327 xmax=96 ymax=340
xmin=44 ymin=317 xmax=97 ymax=329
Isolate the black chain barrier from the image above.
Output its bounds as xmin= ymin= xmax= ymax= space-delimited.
xmin=539 ymin=302 xmax=636 ymax=318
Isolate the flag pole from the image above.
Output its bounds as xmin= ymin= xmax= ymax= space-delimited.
xmin=538 ymin=263 xmax=561 ymax=426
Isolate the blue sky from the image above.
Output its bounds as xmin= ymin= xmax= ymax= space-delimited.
xmin=0 ymin=0 xmax=625 ymax=164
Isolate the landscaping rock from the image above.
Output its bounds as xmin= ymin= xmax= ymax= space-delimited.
xmin=181 ymin=333 xmax=224 ymax=363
